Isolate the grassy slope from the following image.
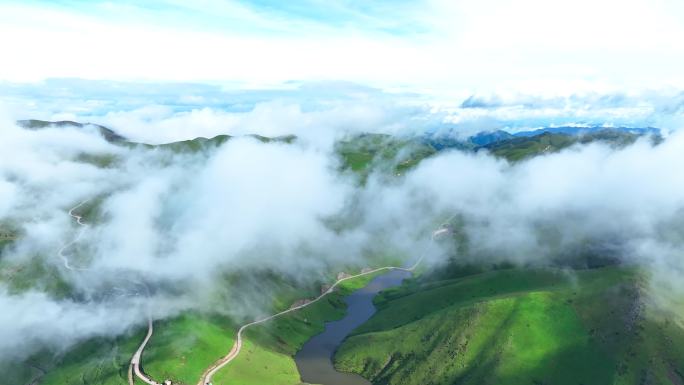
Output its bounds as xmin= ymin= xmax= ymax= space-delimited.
xmin=335 ymin=266 xmax=684 ymax=385
xmin=19 ymin=120 xmax=647 ymax=170
xmin=96 ymin=271 xmax=383 ymax=385
xmin=17 ymin=272 xmax=347 ymax=385
xmin=0 ymin=257 xmax=72 ymax=298
xmin=483 ymin=130 xmax=641 ymax=162
xmin=5 ymin=125 xmax=667 ymax=385
xmin=137 ymin=135 xmax=232 ymax=153
xmin=211 ymin=272 xmax=382 ymax=385
xmin=336 ymin=134 xmax=437 ymax=181
xmin=336 ymin=131 xmax=643 ymax=180
xmin=17 ymin=119 xmax=127 ymax=143
xmin=38 ymin=333 xmax=145 ymax=385
xmin=483 ymin=132 xmax=578 ymax=162
xmin=0 ymin=124 xmax=357 ymax=385
xmin=134 ymin=133 xmax=296 ymax=154
xmin=141 ymin=313 xmax=237 ymax=385
xmin=1 ymin=213 xmax=142 ymax=385
xmin=1 ymin=328 xmax=147 ymax=385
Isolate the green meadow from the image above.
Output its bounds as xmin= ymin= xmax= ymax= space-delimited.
xmin=334 ymin=266 xmax=684 ymax=385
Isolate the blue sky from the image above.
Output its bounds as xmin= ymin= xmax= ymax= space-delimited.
xmin=21 ymin=0 xmax=424 ymax=34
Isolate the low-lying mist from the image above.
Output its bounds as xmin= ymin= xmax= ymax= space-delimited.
xmin=1 ymin=115 xmax=683 ymax=363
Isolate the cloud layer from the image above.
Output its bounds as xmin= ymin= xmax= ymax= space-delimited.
xmin=1 ymin=110 xmax=684 ymax=363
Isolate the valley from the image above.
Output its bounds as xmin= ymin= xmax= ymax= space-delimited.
xmin=1 ymin=120 xmax=681 ymax=385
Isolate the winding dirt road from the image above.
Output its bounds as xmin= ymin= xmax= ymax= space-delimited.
xmin=131 ymin=222 xmax=449 ymax=385
xmin=57 ymin=200 xmax=90 ymax=271
xmin=15 ymin=210 xmax=86 ymax=385
xmin=197 ymin=261 xmax=423 ymax=385
xmin=129 ymin=261 xmax=422 ymax=385
xmin=60 ymin=200 xmax=156 ymax=385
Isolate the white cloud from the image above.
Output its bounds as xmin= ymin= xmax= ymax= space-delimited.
xmin=91 ymin=101 xmax=422 ymax=144
xmin=2 ymin=106 xmax=684 ymax=361
xmin=2 ymin=1 xmax=684 ymax=93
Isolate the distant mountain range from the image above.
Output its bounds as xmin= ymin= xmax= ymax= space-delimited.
xmin=16 ymin=119 xmax=662 ymax=163
xmin=15 ymin=119 xmax=296 ymax=154
xmin=467 ymin=130 xmax=514 ymax=146
xmin=425 ymin=125 xmax=661 ymax=150
xmin=512 ymin=125 xmax=661 ymax=138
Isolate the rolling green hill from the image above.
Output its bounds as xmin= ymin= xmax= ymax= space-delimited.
xmin=17 ymin=119 xmax=128 ymax=143
xmin=17 ymin=120 xmax=653 ymax=170
xmin=137 ymin=133 xmax=297 ymax=153
xmin=335 ymin=129 xmax=649 ymax=179
xmin=2 ymin=268 xmax=384 ymax=385
xmin=15 ymin=119 xmax=296 ymax=155
xmin=334 ymin=266 xmax=684 ymax=385
xmin=335 ymin=133 xmax=438 ymax=182
xmin=482 ymin=130 xmax=644 ymax=162
xmin=4 ymin=120 xmax=675 ymax=385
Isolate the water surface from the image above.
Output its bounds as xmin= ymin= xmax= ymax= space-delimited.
xmin=295 ymin=270 xmax=411 ymax=385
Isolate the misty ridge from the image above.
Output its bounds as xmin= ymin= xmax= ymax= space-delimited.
xmin=0 ymin=113 xmax=683 ymax=364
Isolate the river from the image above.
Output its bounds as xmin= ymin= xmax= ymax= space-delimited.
xmin=295 ymin=269 xmax=411 ymax=385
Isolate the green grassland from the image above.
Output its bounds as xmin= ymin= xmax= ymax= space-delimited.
xmin=483 ymin=131 xmax=642 ymax=162
xmin=142 ymin=312 xmax=238 ymax=384
xmin=131 ymin=133 xmax=296 ymax=154
xmin=135 ymin=135 xmax=233 ymax=153
xmin=483 ymin=132 xmax=578 ymax=162
xmin=39 ymin=332 xmax=145 ymax=385
xmin=334 ymin=266 xmax=684 ymax=385
xmin=18 ymin=119 xmax=295 ymax=155
xmin=0 ymin=256 xmax=72 ymax=297
xmin=213 ymin=271 xmax=381 ymax=385
xmin=17 ymin=119 xmax=127 ymax=143
xmin=4 ymin=270 xmax=378 ymax=385
xmin=335 ymin=133 xmax=437 ymax=181
xmin=123 ymin=270 xmax=382 ymax=385
xmin=0 ymin=253 xmax=145 ymax=385
xmin=74 ymin=152 xmax=121 ymax=168
xmin=3 ymin=328 xmax=147 ymax=385
xmin=19 ymin=120 xmax=649 ymax=175
xmin=335 ymin=131 xmax=644 ymax=182
xmin=4 ymin=122 xmax=672 ymax=385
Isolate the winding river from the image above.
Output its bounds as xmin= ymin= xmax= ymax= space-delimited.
xmin=295 ymin=270 xmax=411 ymax=385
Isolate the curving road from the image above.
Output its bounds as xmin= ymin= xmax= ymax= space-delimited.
xmin=129 ymin=316 xmax=159 ymax=385
xmin=197 ymin=265 xmax=421 ymax=385
xmin=128 ymin=281 xmax=157 ymax=385
xmin=57 ymin=200 xmax=90 ymax=271
xmin=60 ymin=200 xmax=156 ymax=385
xmin=130 ymin=260 xmax=424 ymax=385
xmin=195 ymin=231 xmax=439 ymax=385
xmin=132 ymin=221 xmax=450 ymax=385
